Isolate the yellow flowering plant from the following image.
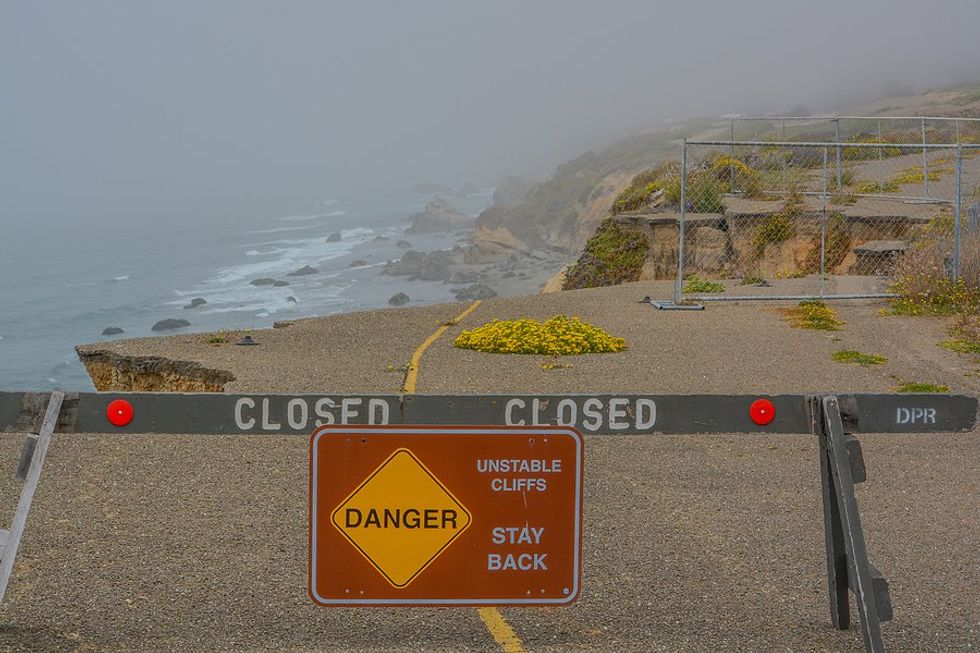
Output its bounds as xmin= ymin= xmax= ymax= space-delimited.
xmin=453 ymin=315 xmax=627 ymax=355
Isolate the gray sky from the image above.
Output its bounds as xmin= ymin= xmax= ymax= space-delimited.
xmin=3 ymin=0 xmax=980 ymax=229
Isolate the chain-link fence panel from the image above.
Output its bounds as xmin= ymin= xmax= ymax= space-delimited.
xmin=665 ymin=140 xmax=971 ymax=303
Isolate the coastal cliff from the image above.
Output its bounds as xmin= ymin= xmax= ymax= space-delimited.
xmin=467 ymin=125 xmax=705 ymax=263
xmin=77 ymin=349 xmax=234 ymax=392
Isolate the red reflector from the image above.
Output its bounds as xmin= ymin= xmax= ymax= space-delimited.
xmin=749 ymin=398 xmax=775 ymax=426
xmin=106 ymin=399 xmax=134 ymax=427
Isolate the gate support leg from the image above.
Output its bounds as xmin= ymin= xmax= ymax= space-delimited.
xmin=817 ymin=395 xmax=891 ymax=653
xmin=0 ymin=391 xmax=64 ymax=604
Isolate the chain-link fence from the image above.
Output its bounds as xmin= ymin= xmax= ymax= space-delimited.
xmin=727 ymin=116 xmax=980 ymax=203
xmin=651 ymin=139 xmax=980 ymax=303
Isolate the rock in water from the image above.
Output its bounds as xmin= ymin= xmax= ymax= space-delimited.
xmin=102 ymin=326 xmax=124 ymax=336
xmin=405 ymin=198 xmax=476 ymax=234
xmin=151 ymin=318 xmax=191 ymax=332
xmin=447 ymin=269 xmax=480 ymax=284
xmin=349 ymin=260 xmax=368 ymax=267
xmin=183 ymin=298 xmax=207 ymax=309
xmin=388 ymin=292 xmax=410 ymax=306
xmin=325 ymin=232 xmax=342 ymax=243
xmin=396 ymin=240 xmax=412 ymax=249
xmin=382 ymin=250 xmax=455 ymax=281
xmin=452 ymin=283 xmax=498 ymax=301
xmin=286 ymin=296 xmax=298 ymax=303
xmin=251 ymin=278 xmax=290 ymax=287
xmin=287 ymin=265 xmax=318 ymax=276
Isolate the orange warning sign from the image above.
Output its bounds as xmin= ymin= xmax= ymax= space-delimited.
xmin=309 ymin=425 xmax=583 ymax=606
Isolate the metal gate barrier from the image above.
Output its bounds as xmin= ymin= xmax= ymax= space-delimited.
xmin=0 ymin=391 xmax=976 ymax=653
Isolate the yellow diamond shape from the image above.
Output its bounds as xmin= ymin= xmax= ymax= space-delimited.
xmin=331 ymin=448 xmax=472 ymax=588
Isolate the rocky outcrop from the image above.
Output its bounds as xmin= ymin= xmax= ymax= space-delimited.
xmin=388 ymin=292 xmax=410 ymax=306
xmin=540 ymin=267 xmax=568 ymax=294
xmin=383 ymin=250 xmax=455 ymax=281
xmin=75 ymin=349 xmax=234 ymax=392
xmin=183 ymin=298 xmax=207 ymax=309
xmin=464 ymin=225 xmax=524 ymax=263
xmin=406 ymin=198 xmax=475 ymax=234
xmin=151 ymin=318 xmax=191 ymax=332
xmin=452 ymin=283 xmax=497 ymax=301
xmin=287 ymin=265 xmax=318 ymax=276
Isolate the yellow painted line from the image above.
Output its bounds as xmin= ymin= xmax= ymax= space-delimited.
xmin=402 ymin=300 xmax=482 ymax=394
xmin=478 ymin=607 xmax=528 ymax=653
xmin=401 ymin=299 xmax=527 ymax=653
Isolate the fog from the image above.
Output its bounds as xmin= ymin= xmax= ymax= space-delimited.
xmin=3 ymin=0 xmax=980 ymax=232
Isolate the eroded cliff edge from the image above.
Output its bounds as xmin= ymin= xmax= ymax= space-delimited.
xmin=76 ymin=348 xmax=235 ymax=392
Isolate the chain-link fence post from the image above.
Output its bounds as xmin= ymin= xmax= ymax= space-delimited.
xmin=730 ymin=119 xmax=736 ymax=194
xmin=781 ymin=118 xmax=787 ymax=194
xmin=921 ymin=117 xmax=929 ymax=200
xmin=835 ymin=118 xmax=842 ymax=192
xmin=876 ymin=119 xmax=884 ymax=192
xmin=674 ymin=140 xmax=688 ymax=304
xmin=954 ymin=144 xmax=963 ymax=283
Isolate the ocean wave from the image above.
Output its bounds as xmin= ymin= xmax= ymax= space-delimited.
xmin=172 ymin=226 xmax=374 ymax=304
xmin=244 ymin=247 xmax=286 ymax=257
xmin=278 ymin=213 xmax=321 ymax=222
xmin=317 ymin=198 xmax=340 ymax=206
xmin=112 ymin=275 xmax=131 ymax=281
xmin=247 ymin=224 xmax=320 ymax=235
xmin=323 ymin=210 xmax=347 ymax=217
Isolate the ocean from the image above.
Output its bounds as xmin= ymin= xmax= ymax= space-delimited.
xmin=0 ymin=191 xmax=495 ymax=391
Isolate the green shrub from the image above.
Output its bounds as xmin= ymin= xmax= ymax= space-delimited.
xmin=832 ymin=349 xmax=887 ymax=366
xmin=684 ymin=275 xmax=726 ymax=293
xmin=891 ymin=167 xmax=948 ymax=185
xmin=752 ymin=189 xmax=802 ymax=256
xmin=780 ymin=300 xmax=844 ymax=331
xmin=939 ymin=315 xmax=980 ymax=353
xmin=842 ymin=135 xmax=905 ymax=160
xmin=610 ymin=162 xmax=680 ymax=215
xmin=562 ymin=219 xmax=649 ymax=290
xmin=659 ymin=174 xmax=727 ymax=213
xmin=896 ymin=382 xmax=950 ymax=393
xmin=855 ymin=180 xmax=900 ymax=193
xmin=688 ymin=175 xmax=726 ymax=213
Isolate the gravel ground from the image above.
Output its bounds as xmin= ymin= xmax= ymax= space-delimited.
xmin=7 ymin=281 xmax=977 ymax=651
xmin=78 ymin=280 xmax=979 ymax=396
xmin=420 ymin=282 xmax=979 ymax=396
xmin=0 ymin=430 xmax=976 ymax=652
xmin=76 ymin=302 xmax=469 ymax=394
